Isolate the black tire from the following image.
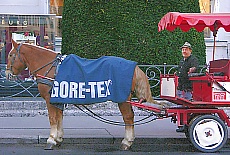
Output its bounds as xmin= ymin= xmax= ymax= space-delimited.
xmin=184 ymin=127 xmax=190 ymax=140
xmin=185 ymin=114 xmax=200 ymax=141
xmin=189 ymin=115 xmax=228 ymax=153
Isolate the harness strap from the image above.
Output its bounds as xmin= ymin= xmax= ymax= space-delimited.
xmin=7 ymin=43 xmax=27 ymax=71
xmin=16 ymin=43 xmax=23 ymax=52
xmin=36 ymin=53 xmax=62 ymax=87
xmin=53 ymin=53 xmax=62 ymax=77
xmin=36 ymin=78 xmax=54 ymax=87
xmin=16 ymin=43 xmax=27 ymax=68
xmin=31 ymin=56 xmax=59 ymax=75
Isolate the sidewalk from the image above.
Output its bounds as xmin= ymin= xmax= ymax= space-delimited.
xmin=1 ymin=98 xmax=230 ymax=145
xmin=0 ymin=115 xmax=189 ymax=144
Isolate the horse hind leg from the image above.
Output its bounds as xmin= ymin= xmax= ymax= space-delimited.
xmin=118 ymin=101 xmax=135 ymax=151
xmin=134 ymin=66 xmax=169 ymax=109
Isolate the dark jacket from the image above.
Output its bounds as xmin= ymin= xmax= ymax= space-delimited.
xmin=177 ymin=55 xmax=199 ymax=91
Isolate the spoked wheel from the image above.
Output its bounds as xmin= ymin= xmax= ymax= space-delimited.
xmin=189 ymin=115 xmax=228 ymax=153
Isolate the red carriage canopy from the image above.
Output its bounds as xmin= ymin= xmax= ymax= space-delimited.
xmin=158 ymin=12 xmax=230 ymax=60
xmin=158 ymin=12 xmax=230 ymax=32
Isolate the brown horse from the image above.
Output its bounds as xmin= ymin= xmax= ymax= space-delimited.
xmin=5 ymin=39 xmax=166 ymax=150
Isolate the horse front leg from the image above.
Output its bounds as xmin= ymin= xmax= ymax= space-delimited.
xmin=118 ymin=102 xmax=135 ymax=150
xmin=38 ymin=84 xmax=64 ymax=150
xmin=45 ymin=102 xmax=64 ymax=150
xmin=56 ymin=108 xmax=64 ymax=144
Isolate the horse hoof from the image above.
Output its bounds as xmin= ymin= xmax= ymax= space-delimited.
xmin=120 ymin=144 xmax=131 ymax=151
xmin=56 ymin=142 xmax=62 ymax=147
xmin=44 ymin=143 xmax=55 ymax=150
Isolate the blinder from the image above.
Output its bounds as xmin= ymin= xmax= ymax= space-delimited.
xmin=6 ymin=43 xmax=27 ymax=74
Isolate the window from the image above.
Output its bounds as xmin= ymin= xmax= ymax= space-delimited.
xmin=0 ymin=14 xmax=56 ymax=63
xmin=50 ymin=0 xmax=63 ymax=37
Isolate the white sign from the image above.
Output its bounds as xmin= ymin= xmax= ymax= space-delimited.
xmin=212 ymin=82 xmax=230 ymax=101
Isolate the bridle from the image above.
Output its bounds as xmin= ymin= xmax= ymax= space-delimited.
xmin=6 ymin=43 xmax=27 ymax=73
xmin=6 ymin=43 xmax=62 ymax=86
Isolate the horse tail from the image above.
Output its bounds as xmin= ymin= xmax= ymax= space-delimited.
xmin=133 ymin=66 xmax=162 ymax=105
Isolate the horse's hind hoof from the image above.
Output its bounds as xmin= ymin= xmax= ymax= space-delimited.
xmin=120 ymin=144 xmax=131 ymax=151
xmin=44 ymin=143 xmax=55 ymax=150
xmin=56 ymin=142 xmax=62 ymax=147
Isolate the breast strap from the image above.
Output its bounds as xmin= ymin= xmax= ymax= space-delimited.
xmin=36 ymin=53 xmax=62 ymax=87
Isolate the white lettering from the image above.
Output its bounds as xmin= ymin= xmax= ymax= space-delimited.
xmin=69 ymin=82 xmax=78 ymax=98
xmin=9 ymin=20 xmax=13 ymax=25
xmin=79 ymin=82 xmax=85 ymax=98
xmin=60 ymin=81 xmax=68 ymax=98
xmin=88 ymin=82 xmax=96 ymax=98
xmin=105 ymin=80 xmax=111 ymax=96
xmin=97 ymin=81 xmax=105 ymax=97
xmin=51 ymin=81 xmax=59 ymax=97
xmin=51 ymin=80 xmax=112 ymax=99
xmin=23 ymin=20 xmax=28 ymax=26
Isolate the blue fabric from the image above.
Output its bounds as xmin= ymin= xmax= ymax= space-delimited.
xmin=50 ymin=54 xmax=137 ymax=105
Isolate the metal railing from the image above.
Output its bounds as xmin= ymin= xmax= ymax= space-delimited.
xmin=0 ymin=63 xmax=207 ymax=99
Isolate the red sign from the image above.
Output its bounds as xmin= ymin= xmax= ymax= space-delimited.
xmin=213 ymin=92 xmax=226 ymax=100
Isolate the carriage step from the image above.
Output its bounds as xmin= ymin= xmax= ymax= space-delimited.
xmin=176 ymin=125 xmax=187 ymax=133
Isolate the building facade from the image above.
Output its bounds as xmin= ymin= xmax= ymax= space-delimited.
xmin=200 ymin=0 xmax=230 ymax=63
xmin=0 ymin=0 xmax=63 ymax=64
xmin=0 ymin=0 xmax=229 ymax=64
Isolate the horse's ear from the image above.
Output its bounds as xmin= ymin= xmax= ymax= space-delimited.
xmin=11 ymin=39 xmax=18 ymax=48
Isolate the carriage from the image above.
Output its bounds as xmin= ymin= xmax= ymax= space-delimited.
xmin=129 ymin=12 xmax=230 ymax=153
xmin=5 ymin=12 xmax=230 ymax=153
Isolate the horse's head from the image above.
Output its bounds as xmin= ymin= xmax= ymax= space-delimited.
xmin=5 ymin=39 xmax=27 ymax=80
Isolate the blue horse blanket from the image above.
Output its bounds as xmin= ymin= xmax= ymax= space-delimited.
xmin=50 ymin=54 xmax=137 ymax=105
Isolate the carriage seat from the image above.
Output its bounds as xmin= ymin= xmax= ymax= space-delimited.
xmin=189 ymin=59 xmax=230 ymax=102
xmin=209 ymin=59 xmax=230 ymax=78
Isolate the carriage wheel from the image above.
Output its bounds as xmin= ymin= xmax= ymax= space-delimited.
xmin=185 ymin=114 xmax=200 ymax=141
xmin=189 ymin=115 xmax=228 ymax=153
xmin=184 ymin=126 xmax=190 ymax=140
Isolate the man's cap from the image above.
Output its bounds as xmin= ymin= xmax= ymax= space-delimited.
xmin=181 ymin=42 xmax=192 ymax=49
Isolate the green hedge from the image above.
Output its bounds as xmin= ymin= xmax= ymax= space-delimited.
xmin=61 ymin=0 xmax=206 ymax=65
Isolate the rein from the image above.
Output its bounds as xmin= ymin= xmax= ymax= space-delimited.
xmin=75 ymin=104 xmax=161 ymax=126
xmin=6 ymin=43 xmax=27 ymax=72
xmin=7 ymin=43 xmax=62 ymax=86
xmin=33 ymin=53 xmax=62 ymax=87
xmin=30 ymin=53 xmax=62 ymax=76
xmin=16 ymin=44 xmax=27 ymax=67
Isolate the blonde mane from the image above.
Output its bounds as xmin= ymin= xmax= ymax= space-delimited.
xmin=23 ymin=43 xmax=59 ymax=54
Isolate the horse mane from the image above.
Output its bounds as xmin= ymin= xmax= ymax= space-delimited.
xmin=22 ymin=43 xmax=58 ymax=54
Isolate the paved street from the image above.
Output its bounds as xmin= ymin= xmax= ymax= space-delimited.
xmin=1 ymin=142 xmax=230 ymax=155
xmin=0 ymin=116 xmax=230 ymax=154
xmin=0 ymin=116 xmax=186 ymax=143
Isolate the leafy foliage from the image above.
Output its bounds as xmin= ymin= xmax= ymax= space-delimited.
xmin=61 ymin=0 xmax=206 ymax=65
